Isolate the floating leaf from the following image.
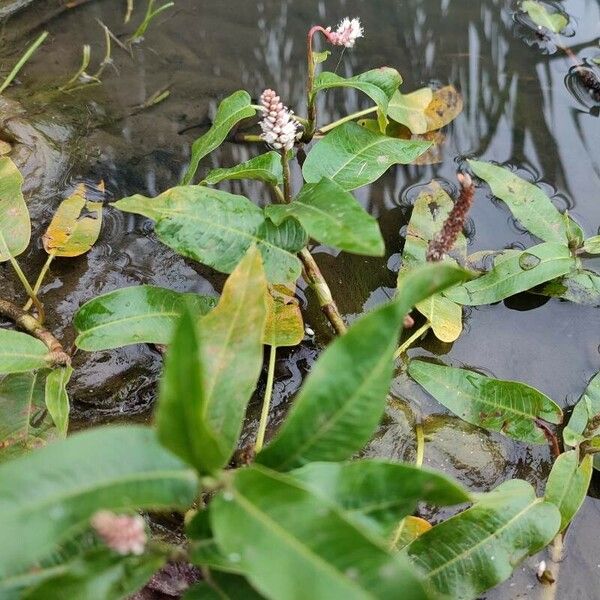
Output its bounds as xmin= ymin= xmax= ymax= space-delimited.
xmin=266 ymin=177 xmax=384 ymax=256
xmin=521 ymin=0 xmax=568 ymax=33
xmin=115 ymin=186 xmax=307 ymax=283
xmin=302 ymin=122 xmax=430 ymax=191
xmin=43 ymin=183 xmax=103 ymax=257
xmin=210 ymin=465 xmax=429 ymax=600
xmin=182 ymin=91 xmax=256 ymax=184
xmin=398 ymin=182 xmax=466 ymax=342
xmin=313 ymin=68 xmax=402 ymax=131
xmin=408 ymin=360 xmax=562 ymax=444
xmin=257 ymin=263 xmax=471 ymax=471
xmin=263 ymin=285 xmax=304 ymax=348
xmin=201 ymin=151 xmax=283 ymax=187
xmin=538 ymin=269 xmax=600 ymax=306
xmin=423 ymin=85 xmax=464 ymax=131
xmin=157 ymin=247 xmax=267 ymax=473
xmin=387 ymin=88 xmax=433 ymax=134
xmin=0 ymin=329 xmax=49 ymax=374
xmin=404 ymin=479 xmax=560 ymax=600
xmin=74 ymin=286 xmax=216 ymax=351
xmin=545 ymin=451 xmax=592 ymax=531
xmin=289 ymin=459 xmax=469 ymax=537
xmin=44 ymin=366 xmax=73 ymax=438
xmin=583 ymin=235 xmax=600 ymax=254
xmin=392 ymin=517 xmax=432 ymax=550
xmin=0 ymin=156 xmax=30 ymax=262
xmin=468 ymin=160 xmax=568 ymax=244
xmin=0 ymin=426 xmax=197 ymax=578
xmin=563 ymin=371 xmax=600 ymax=448
xmin=444 ymin=242 xmax=575 ymax=305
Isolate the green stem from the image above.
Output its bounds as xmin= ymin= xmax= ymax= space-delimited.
xmin=415 ymin=421 xmax=425 ymax=468
xmin=23 ymin=253 xmax=54 ymax=312
xmin=318 ymin=106 xmax=378 ymax=135
xmin=234 ymin=133 xmax=262 ymax=143
xmin=60 ymin=45 xmax=95 ymax=91
xmin=281 ymin=151 xmax=292 ymax=202
xmin=0 ymin=31 xmax=48 ymax=95
xmin=255 ymin=345 xmax=277 ymax=453
xmin=394 ymin=322 xmax=431 ymax=359
xmin=303 ymin=25 xmax=330 ymax=142
xmin=7 ymin=255 xmax=44 ymax=323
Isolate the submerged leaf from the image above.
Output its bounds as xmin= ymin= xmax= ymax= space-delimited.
xmin=201 ymin=151 xmax=283 ymax=187
xmin=0 ymin=157 xmax=30 ymax=262
xmin=408 ymin=360 xmax=563 ymax=444
xmin=521 ymin=0 xmax=568 ymax=33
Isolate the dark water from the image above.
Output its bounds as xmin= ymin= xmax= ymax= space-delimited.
xmin=2 ymin=0 xmax=600 ymax=597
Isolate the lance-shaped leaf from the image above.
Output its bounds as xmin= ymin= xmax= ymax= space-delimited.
xmin=0 ymin=372 xmax=54 ymax=460
xmin=302 ymin=122 xmax=430 ymax=191
xmin=42 ymin=183 xmax=103 ymax=257
xmin=210 ymin=465 xmax=429 ymax=600
xmin=289 ymin=459 xmax=469 ymax=537
xmin=263 ymin=285 xmax=304 ymax=348
xmin=521 ymin=0 xmax=568 ymax=33
xmin=115 ymin=186 xmax=307 ymax=283
xmin=182 ymin=91 xmax=256 ymax=185
xmin=468 ymin=160 xmax=568 ymax=244
xmin=21 ymin=547 xmax=166 ymax=600
xmin=563 ymin=371 xmax=600 ymax=448
xmin=74 ymin=286 xmax=216 ymax=351
xmin=545 ymin=451 xmax=593 ymax=531
xmin=157 ymin=247 xmax=268 ymax=473
xmin=444 ymin=242 xmax=575 ymax=305
xmin=312 ymin=68 xmax=402 ymax=131
xmin=44 ymin=366 xmax=73 ymax=438
xmin=398 ymin=181 xmax=466 ymax=342
xmin=201 ymin=151 xmax=283 ymax=187
xmin=257 ymin=263 xmax=472 ymax=471
xmin=403 ymin=479 xmax=561 ymax=600
xmin=0 ymin=329 xmax=50 ymax=373
xmin=184 ymin=573 xmax=264 ymax=600
xmin=0 ymin=156 xmax=30 ymax=262
xmin=0 ymin=426 xmax=198 ymax=578
xmin=539 ymin=269 xmax=600 ymax=306
xmin=583 ymin=235 xmax=600 ymax=254
xmin=408 ymin=360 xmax=563 ymax=444
xmin=266 ymin=178 xmax=384 ymax=256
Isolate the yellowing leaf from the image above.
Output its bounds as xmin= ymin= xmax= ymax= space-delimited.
xmin=393 ymin=516 xmax=432 ymax=550
xmin=0 ymin=142 xmax=11 ymax=156
xmin=387 ymin=88 xmax=433 ymax=134
xmin=423 ymin=85 xmax=463 ymax=132
xmin=43 ymin=183 xmax=104 ymax=257
xmin=263 ymin=285 xmax=304 ymax=348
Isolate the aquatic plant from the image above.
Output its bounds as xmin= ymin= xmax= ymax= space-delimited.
xmin=0 ymin=14 xmax=599 ymax=600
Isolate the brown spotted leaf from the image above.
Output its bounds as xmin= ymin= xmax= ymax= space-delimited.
xmin=263 ymin=285 xmax=304 ymax=348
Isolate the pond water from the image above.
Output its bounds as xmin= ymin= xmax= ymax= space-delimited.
xmin=1 ymin=0 xmax=600 ymax=597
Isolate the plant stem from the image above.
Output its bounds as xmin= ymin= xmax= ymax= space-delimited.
xmin=415 ymin=421 xmax=425 ymax=468
xmin=304 ymin=25 xmax=330 ymax=142
xmin=7 ymin=254 xmax=45 ymax=323
xmin=0 ymin=31 xmax=48 ymax=96
xmin=255 ymin=345 xmax=277 ymax=453
xmin=234 ymin=133 xmax=262 ymax=143
xmin=124 ymin=0 xmax=134 ymax=23
xmin=0 ymin=297 xmax=69 ymax=366
xmin=281 ymin=151 xmax=291 ymax=202
xmin=394 ymin=322 xmax=431 ymax=359
xmin=538 ymin=534 xmax=563 ymax=600
xmin=129 ymin=0 xmax=174 ymax=43
xmin=536 ymin=419 xmax=561 ymax=459
xmin=60 ymin=45 xmax=96 ymax=91
xmin=23 ymin=253 xmax=54 ymax=312
xmin=318 ymin=106 xmax=378 ymax=135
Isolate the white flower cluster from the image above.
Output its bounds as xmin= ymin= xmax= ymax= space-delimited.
xmin=259 ymin=89 xmax=300 ymax=151
xmin=326 ymin=17 xmax=364 ymax=48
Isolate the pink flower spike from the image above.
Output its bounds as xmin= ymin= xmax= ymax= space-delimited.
xmin=327 ymin=17 xmax=364 ymax=48
xmin=91 ymin=510 xmax=147 ymax=556
xmin=259 ymin=89 xmax=300 ymax=151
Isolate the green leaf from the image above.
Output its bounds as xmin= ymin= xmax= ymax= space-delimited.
xmin=0 ymin=157 xmax=30 ymax=262
xmin=263 ymin=285 xmax=304 ymax=348
xmin=563 ymin=371 xmax=600 ymax=447
xmin=444 ymin=242 xmax=575 ymax=305
xmin=43 ymin=183 xmax=103 ymax=257
xmin=387 ymin=88 xmax=433 ymax=134
xmin=521 ymin=0 xmax=568 ymax=33
xmin=0 ymin=372 xmax=54 ymax=460
xmin=538 ymin=269 xmax=600 ymax=306
xmin=408 ymin=360 xmax=563 ymax=444
xmin=545 ymin=451 xmax=593 ymax=531
xmin=265 ymin=178 xmax=384 ymax=256
xmin=0 ymin=426 xmax=197 ymax=578
xmin=398 ymin=181 xmax=466 ymax=342
xmin=468 ymin=160 xmax=568 ymax=244
xmin=184 ymin=573 xmax=264 ymax=600
xmin=257 ymin=263 xmax=472 ymax=471
xmin=182 ymin=91 xmax=256 ymax=184
xmin=563 ymin=212 xmax=584 ymax=249
xmin=404 ymin=479 xmax=561 ymax=600
xmin=211 ymin=465 xmax=429 ymax=600
xmin=393 ymin=517 xmax=432 ymax=551
xmin=0 ymin=329 xmax=49 ymax=373
xmin=74 ymin=285 xmax=216 ymax=351
xmin=22 ymin=547 xmax=165 ymax=600
xmin=44 ymin=366 xmax=73 ymax=438
xmin=312 ymin=50 xmax=331 ymax=65
xmin=583 ymin=235 xmax=600 ymax=254
xmin=115 ymin=186 xmax=307 ymax=283
xmin=157 ymin=246 xmax=268 ymax=473
xmin=289 ymin=459 xmax=470 ymax=537
xmin=201 ymin=151 xmax=283 ymax=187
xmin=312 ymin=68 xmax=402 ymax=131
xmin=302 ymin=122 xmax=430 ymax=191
